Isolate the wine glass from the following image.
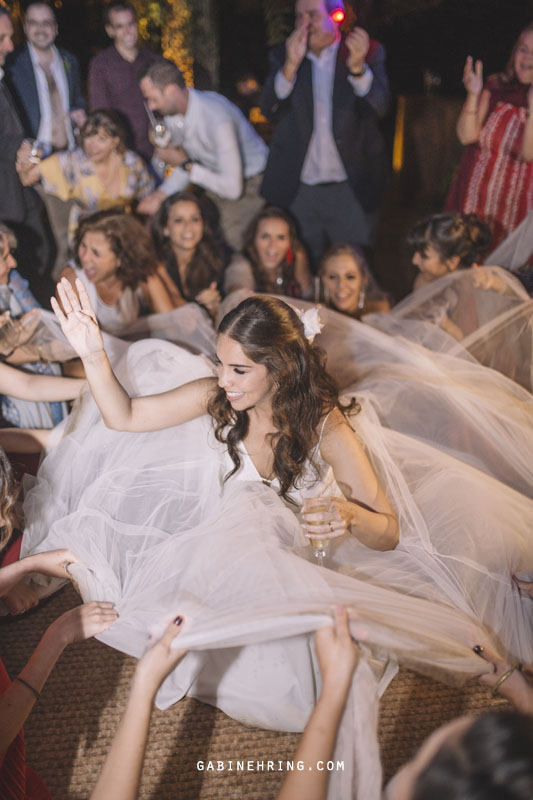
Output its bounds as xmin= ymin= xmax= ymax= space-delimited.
xmin=302 ymin=496 xmax=331 ymax=567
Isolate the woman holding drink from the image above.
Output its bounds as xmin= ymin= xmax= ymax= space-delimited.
xmin=19 ymin=279 xmax=533 ymax=797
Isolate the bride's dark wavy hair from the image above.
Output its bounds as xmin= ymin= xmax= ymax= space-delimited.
xmin=207 ymin=296 xmax=358 ymax=500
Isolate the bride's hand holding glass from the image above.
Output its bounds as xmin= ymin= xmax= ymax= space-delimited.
xmin=51 ymin=277 xmax=104 ymax=360
xmin=302 ymin=496 xmax=344 ymax=540
xmin=302 ymin=498 xmax=358 ymax=567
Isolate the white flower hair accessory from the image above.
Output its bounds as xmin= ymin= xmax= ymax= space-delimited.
xmin=292 ymin=306 xmax=323 ymax=343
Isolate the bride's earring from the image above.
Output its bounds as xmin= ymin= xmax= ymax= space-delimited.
xmin=357 ymin=286 xmax=366 ymax=310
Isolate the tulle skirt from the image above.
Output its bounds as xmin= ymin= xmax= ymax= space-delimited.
xmin=20 ymin=280 xmax=533 ymax=799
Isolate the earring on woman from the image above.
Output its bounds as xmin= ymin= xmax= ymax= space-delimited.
xmin=357 ymin=286 xmax=366 ymax=310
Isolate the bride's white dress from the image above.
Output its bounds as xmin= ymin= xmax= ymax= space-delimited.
xmin=20 ymin=271 xmax=533 ymax=799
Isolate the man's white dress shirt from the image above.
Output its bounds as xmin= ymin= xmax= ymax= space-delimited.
xmin=160 ymin=88 xmax=268 ymax=200
xmin=28 ymin=42 xmax=74 ymax=150
xmin=274 ymin=37 xmax=373 ymax=185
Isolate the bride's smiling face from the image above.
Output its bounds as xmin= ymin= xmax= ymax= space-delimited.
xmin=216 ymin=333 xmax=274 ymax=413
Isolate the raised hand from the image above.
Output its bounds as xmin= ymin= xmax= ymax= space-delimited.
xmin=283 ymin=19 xmax=309 ymax=80
xmin=51 ymin=277 xmax=104 ymax=360
xmin=346 ymin=27 xmax=370 ymax=73
xmin=463 ymin=55 xmax=483 ymax=95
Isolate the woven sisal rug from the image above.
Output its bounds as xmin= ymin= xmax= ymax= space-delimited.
xmin=0 ymin=584 xmax=506 ymax=799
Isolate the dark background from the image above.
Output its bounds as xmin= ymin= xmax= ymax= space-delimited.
xmin=10 ymin=0 xmax=533 ymax=96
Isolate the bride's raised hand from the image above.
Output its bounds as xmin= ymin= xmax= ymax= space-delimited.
xmin=51 ymin=277 xmax=104 ymax=359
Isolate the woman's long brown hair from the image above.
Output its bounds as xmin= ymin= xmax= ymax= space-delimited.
xmin=208 ymin=296 xmax=358 ymax=501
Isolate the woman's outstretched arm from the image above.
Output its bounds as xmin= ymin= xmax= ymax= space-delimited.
xmin=0 ymin=596 xmax=117 ymax=753
xmin=52 ymin=278 xmax=214 ymax=432
xmin=0 ymin=362 xmax=83 ymax=402
xmin=304 ymin=409 xmax=399 ymax=551
xmin=277 ymin=606 xmax=359 ymax=800
xmin=90 ymin=618 xmax=187 ymax=800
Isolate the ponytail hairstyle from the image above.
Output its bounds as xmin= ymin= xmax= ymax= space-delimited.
xmin=207 ymin=296 xmax=358 ymax=500
xmin=407 ymin=212 xmax=491 ymax=270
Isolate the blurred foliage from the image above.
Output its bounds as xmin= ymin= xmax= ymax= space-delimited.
xmin=261 ymin=0 xmax=292 ymax=46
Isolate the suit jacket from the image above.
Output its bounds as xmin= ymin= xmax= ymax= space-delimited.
xmin=260 ymin=37 xmax=390 ymax=213
xmin=5 ymin=44 xmax=85 ymax=140
xmin=0 ymin=78 xmax=25 ymax=222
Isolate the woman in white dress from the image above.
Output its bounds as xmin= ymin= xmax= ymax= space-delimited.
xmin=21 ymin=279 xmax=532 ymax=799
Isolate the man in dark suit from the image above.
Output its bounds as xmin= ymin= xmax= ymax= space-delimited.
xmin=5 ymin=2 xmax=86 ymax=278
xmin=5 ymin=1 xmax=86 ymax=152
xmin=260 ymin=0 xmax=390 ymax=269
xmin=0 ymin=7 xmax=52 ymax=302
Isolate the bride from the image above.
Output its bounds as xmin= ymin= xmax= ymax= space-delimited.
xmin=21 ymin=279 xmax=532 ymax=798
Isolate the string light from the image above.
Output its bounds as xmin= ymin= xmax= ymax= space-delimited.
xmin=129 ymin=0 xmax=194 ymax=87
xmin=161 ymin=0 xmax=194 ymax=87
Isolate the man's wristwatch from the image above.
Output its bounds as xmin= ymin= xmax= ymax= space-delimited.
xmin=181 ymin=158 xmax=194 ymax=172
xmin=349 ymin=64 xmax=368 ymax=78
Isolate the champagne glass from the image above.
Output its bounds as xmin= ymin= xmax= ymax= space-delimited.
xmin=302 ymin=496 xmax=331 ymax=567
xmin=145 ymin=103 xmax=172 ymax=147
xmin=145 ymin=103 xmax=175 ymax=177
xmin=23 ymin=138 xmax=46 ymax=164
xmin=147 ymin=120 xmax=172 ymax=148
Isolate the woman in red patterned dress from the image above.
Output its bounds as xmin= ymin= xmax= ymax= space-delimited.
xmin=446 ymin=23 xmax=533 ymax=248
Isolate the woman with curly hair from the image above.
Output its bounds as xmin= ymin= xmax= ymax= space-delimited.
xmin=151 ymin=191 xmax=226 ymax=319
xmin=224 ymin=206 xmax=313 ymax=300
xmin=58 ymin=209 xmax=174 ymax=334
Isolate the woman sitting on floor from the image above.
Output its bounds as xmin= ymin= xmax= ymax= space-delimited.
xmin=58 ymin=210 xmax=174 ymax=335
xmin=19 ymin=279 xmax=532 ymax=799
xmin=319 ymin=244 xmax=391 ymax=318
xmin=224 ymin=207 xmax=313 ymax=300
xmin=151 ymin=191 xmax=226 ymax=320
